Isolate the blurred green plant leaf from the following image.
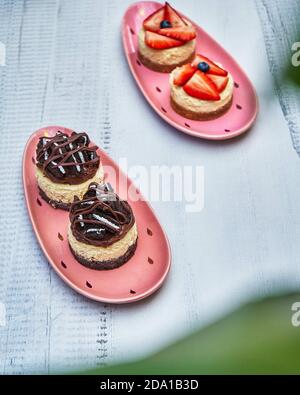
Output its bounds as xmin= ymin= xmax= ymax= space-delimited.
xmin=79 ymin=293 xmax=300 ymax=375
xmin=285 ymin=64 xmax=300 ymax=87
xmin=284 ymin=34 xmax=300 ymax=87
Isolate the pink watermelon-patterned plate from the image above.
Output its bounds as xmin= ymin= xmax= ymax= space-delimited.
xmin=122 ymin=1 xmax=258 ymax=140
xmin=23 ymin=126 xmax=171 ymax=304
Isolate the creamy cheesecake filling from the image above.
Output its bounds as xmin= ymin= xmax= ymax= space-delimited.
xmin=36 ymin=165 xmax=104 ymax=204
xmin=68 ymin=222 xmax=138 ymax=262
xmin=138 ymin=28 xmax=196 ymax=66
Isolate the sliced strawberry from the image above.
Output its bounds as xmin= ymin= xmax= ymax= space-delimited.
xmin=145 ymin=31 xmax=184 ymax=49
xmin=158 ymin=26 xmax=196 ymax=42
xmin=183 ymin=71 xmax=220 ymax=101
xmin=143 ymin=5 xmax=165 ymax=32
xmin=192 ymin=55 xmax=228 ymax=76
xmin=164 ymin=2 xmax=187 ymax=28
xmin=209 ymin=74 xmax=229 ymax=92
xmin=173 ymin=64 xmax=196 ymax=86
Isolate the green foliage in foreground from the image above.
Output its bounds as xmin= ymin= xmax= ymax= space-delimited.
xmin=81 ymin=293 xmax=300 ymax=375
xmin=285 ymin=64 xmax=300 ymax=87
xmin=285 ymin=32 xmax=300 ymax=87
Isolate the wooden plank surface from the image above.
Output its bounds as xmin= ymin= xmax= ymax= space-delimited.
xmin=0 ymin=0 xmax=300 ymax=373
xmin=256 ymin=0 xmax=300 ymax=154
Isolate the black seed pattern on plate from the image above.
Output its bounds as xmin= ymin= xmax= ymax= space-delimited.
xmin=161 ymin=107 xmax=167 ymax=113
xmin=147 ymin=228 xmax=153 ymax=236
xmin=130 ymin=289 xmax=136 ymax=294
xmin=58 ymin=232 xmax=64 ymax=241
xmin=225 ymin=129 xmax=231 ymax=132
xmin=136 ymin=59 xmax=141 ymax=66
xmin=61 ymin=261 xmax=67 ymax=269
xmin=234 ymin=82 xmax=239 ymax=88
xmin=156 ymin=87 xmax=161 ymax=93
xmin=185 ymin=123 xmax=191 ymax=128
xmin=130 ymin=27 xmax=135 ymax=35
xmin=37 ymin=198 xmax=42 ymax=206
xmin=236 ymin=104 xmax=242 ymax=110
xmin=86 ymin=281 xmax=92 ymax=288
xmin=148 ymin=257 xmax=154 ymax=264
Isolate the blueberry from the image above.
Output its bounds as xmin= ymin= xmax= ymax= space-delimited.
xmin=197 ymin=62 xmax=210 ymax=73
xmin=160 ymin=20 xmax=172 ymax=29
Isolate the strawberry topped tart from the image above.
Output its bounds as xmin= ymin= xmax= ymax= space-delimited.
xmin=138 ymin=2 xmax=197 ymax=73
xmin=170 ymin=54 xmax=234 ymax=120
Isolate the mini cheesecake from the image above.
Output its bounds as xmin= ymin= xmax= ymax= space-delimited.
xmin=170 ymin=54 xmax=234 ymax=120
xmin=68 ymin=183 xmax=138 ymax=270
xmin=36 ymin=131 xmax=104 ymax=210
xmin=138 ymin=2 xmax=196 ymax=73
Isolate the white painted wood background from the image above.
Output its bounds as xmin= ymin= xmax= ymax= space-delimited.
xmin=0 ymin=0 xmax=300 ymax=374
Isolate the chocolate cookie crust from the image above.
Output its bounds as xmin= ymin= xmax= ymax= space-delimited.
xmin=170 ymin=95 xmax=233 ymax=120
xmin=38 ymin=186 xmax=71 ymax=210
xmin=69 ymin=239 xmax=138 ymax=270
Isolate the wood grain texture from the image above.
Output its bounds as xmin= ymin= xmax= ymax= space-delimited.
xmin=0 ymin=0 xmax=113 ymax=374
xmin=256 ymin=0 xmax=300 ymax=154
xmin=0 ymin=0 xmax=300 ymax=373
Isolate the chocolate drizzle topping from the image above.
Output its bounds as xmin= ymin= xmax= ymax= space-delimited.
xmin=36 ymin=131 xmax=100 ymax=184
xmin=69 ymin=183 xmax=135 ymax=247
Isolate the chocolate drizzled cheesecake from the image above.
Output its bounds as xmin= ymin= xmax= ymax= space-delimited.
xmin=36 ymin=131 xmax=104 ymax=210
xmin=68 ymin=183 xmax=138 ymax=270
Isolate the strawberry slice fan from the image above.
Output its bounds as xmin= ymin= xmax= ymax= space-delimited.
xmin=173 ymin=55 xmax=229 ymax=100
xmin=144 ymin=2 xmax=196 ymax=49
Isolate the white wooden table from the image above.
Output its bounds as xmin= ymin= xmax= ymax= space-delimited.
xmin=0 ymin=0 xmax=300 ymax=374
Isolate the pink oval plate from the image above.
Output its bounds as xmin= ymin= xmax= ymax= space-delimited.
xmin=122 ymin=1 xmax=258 ymax=140
xmin=23 ymin=126 xmax=171 ymax=304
